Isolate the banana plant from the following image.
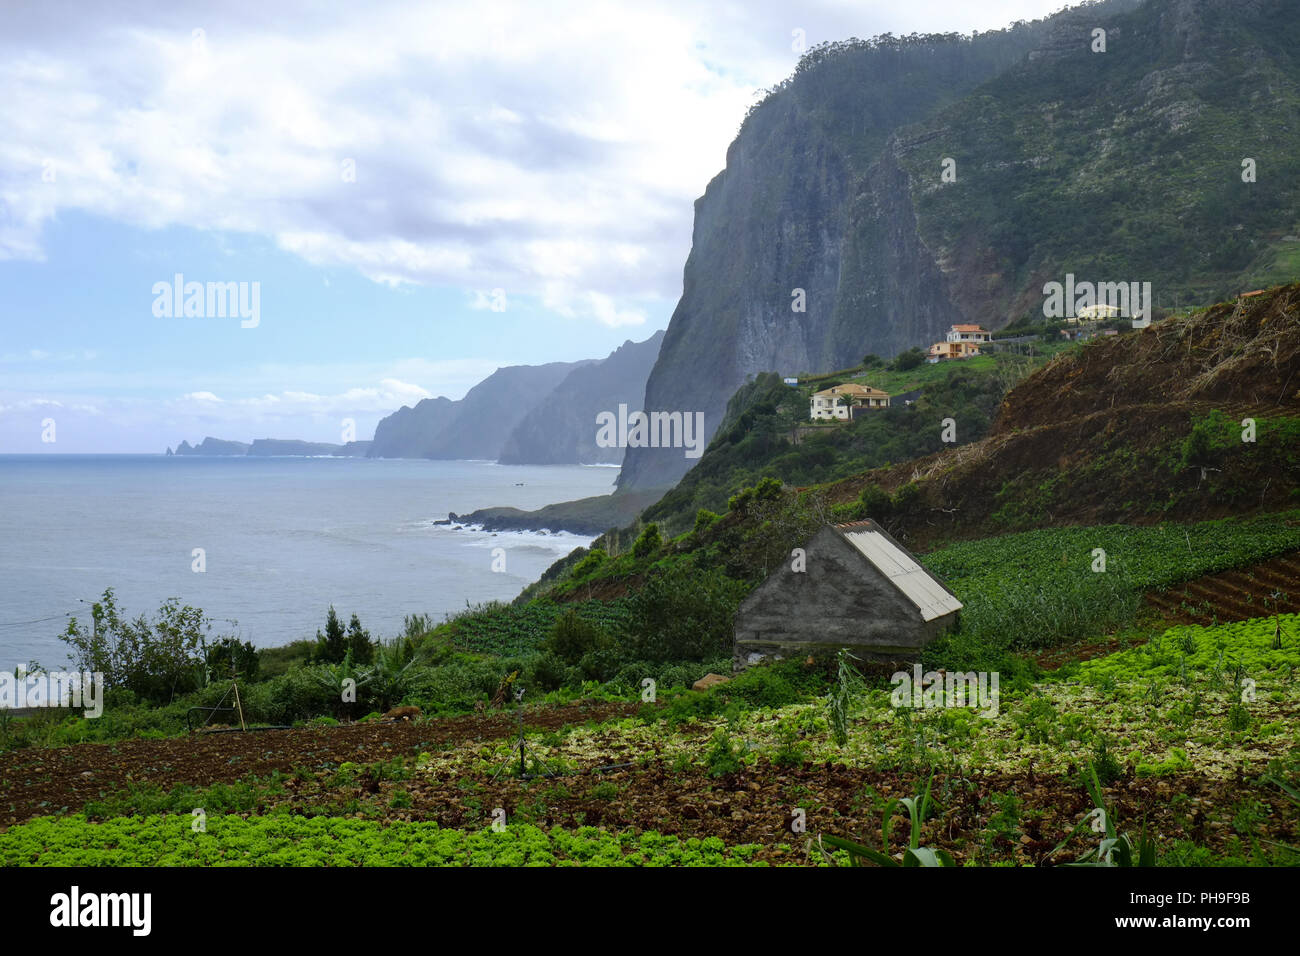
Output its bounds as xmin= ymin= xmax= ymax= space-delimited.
xmin=820 ymin=771 xmax=956 ymax=866
xmin=1048 ymin=762 xmax=1156 ymax=866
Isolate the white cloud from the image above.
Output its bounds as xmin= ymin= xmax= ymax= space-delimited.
xmin=584 ymin=291 xmax=645 ymax=328
xmin=0 ymin=0 xmax=1070 ymax=330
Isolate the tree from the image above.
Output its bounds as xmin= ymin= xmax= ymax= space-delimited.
xmin=205 ymin=637 xmax=259 ymax=683
xmin=632 ymin=523 xmax=662 ymax=558
xmin=60 ymin=588 xmax=210 ymax=703
xmin=891 ymin=347 xmax=925 ymax=371
xmin=862 ymin=353 xmax=883 ymax=368
xmin=347 ymin=614 xmax=374 ymax=665
xmin=313 ymin=606 xmax=348 ymax=664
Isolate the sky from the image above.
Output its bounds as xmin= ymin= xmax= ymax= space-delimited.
xmin=0 ymin=0 xmax=1075 ymax=452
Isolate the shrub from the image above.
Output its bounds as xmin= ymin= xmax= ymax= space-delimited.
xmin=60 ymin=589 xmax=209 ymax=704
xmin=705 ymin=731 xmax=744 ymax=778
xmin=205 ymin=637 xmax=259 ymax=683
xmin=527 ymin=652 xmax=568 ymax=692
xmin=577 ymin=647 xmax=624 ymax=682
xmin=632 ymin=524 xmax=663 ymax=559
xmin=624 ymin=564 xmax=747 ymax=662
xmin=569 ymin=548 xmax=607 ymax=579
xmin=858 ymin=483 xmax=892 ymax=517
xmin=720 ymin=664 xmax=801 ymax=710
xmin=693 ymin=509 xmax=721 ymax=535
xmin=545 ymin=609 xmax=612 ymax=664
xmin=890 ymin=347 xmax=925 ymax=371
xmin=256 ymin=640 xmax=315 ymax=679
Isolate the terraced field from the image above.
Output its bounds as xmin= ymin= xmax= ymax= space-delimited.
xmin=1146 ymin=550 xmax=1300 ymax=625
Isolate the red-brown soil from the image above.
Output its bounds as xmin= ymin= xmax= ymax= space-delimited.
xmin=1145 ymin=550 xmax=1300 ymax=626
xmin=0 ymin=701 xmax=636 ymax=828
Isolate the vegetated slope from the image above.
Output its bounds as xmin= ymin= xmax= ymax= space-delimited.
xmin=636 ymin=359 xmax=1015 ymax=537
xmin=527 ymin=285 xmax=1300 ymax=611
xmin=820 ymin=284 xmax=1300 ymax=549
xmin=891 ymin=0 xmax=1300 ymax=325
xmin=618 ymin=0 xmax=1300 ymax=494
xmin=498 ymin=331 xmax=664 ymax=465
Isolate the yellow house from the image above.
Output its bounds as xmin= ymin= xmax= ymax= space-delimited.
xmin=928 ymin=340 xmax=981 ymax=362
xmin=810 ymin=383 xmax=891 ymax=421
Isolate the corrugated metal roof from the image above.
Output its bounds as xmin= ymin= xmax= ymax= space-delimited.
xmin=837 ymin=527 xmax=963 ymax=622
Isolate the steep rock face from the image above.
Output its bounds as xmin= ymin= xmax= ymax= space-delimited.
xmin=368 ymin=397 xmax=457 ymax=458
xmin=367 ymin=362 xmax=588 ymax=460
xmin=827 ymin=144 xmax=967 ymax=361
xmin=498 ymin=331 xmax=664 ymax=465
xmin=619 ymin=97 xmax=856 ymax=491
xmin=615 ymin=18 xmax=1076 ymax=492
xmin=618 ymin=0 xmax=1298 ymax=493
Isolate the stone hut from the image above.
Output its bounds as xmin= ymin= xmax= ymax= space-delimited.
xmin=733 ymin=519 xmax=962 ymax=669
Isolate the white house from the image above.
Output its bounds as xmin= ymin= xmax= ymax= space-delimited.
xmin=810 ymin=383 xmax=891 ymax=421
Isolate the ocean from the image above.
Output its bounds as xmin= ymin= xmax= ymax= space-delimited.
xmin=0 ymin=455 xmax=615 ymax=667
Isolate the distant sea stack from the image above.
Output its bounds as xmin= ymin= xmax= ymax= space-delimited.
xmin=173 ymin=437 xmax=250 ymax=456
xmin=169 ymin=437 xmax=371 ymax=457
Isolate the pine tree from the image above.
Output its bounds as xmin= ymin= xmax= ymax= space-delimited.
xmin=347 ymin=613 xmax=374 ymax=664
xmin=315 ymin=606 xmax=348 ymax=664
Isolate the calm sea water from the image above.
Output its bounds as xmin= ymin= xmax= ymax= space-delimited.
xmin=0 ymin=455 xmax=615 ymax=667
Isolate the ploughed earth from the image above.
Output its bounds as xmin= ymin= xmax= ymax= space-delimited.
xmin=1145 ymin=550 xmax=1300 ymax=626
xmin=2 ymin=696 xmax=1295 ymax=864
xmin=0 ymin=702 xmax=635 ymax=829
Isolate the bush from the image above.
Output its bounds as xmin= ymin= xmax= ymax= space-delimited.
xmin=545 ymin=609 xmax=612 ymax=664
xmin=705 ymin=731 xmax=744 ymax=778
xmin=577 ymin=647 xmax=625 ymax=682
xmin=891 ymin=347 xmax=925 ymax=371
xmin=624 ymin=564 xmax=747 ymax=662
xmin=727 ymin=477 xmax=783 ymax=514
xmin=205 ymin=637 xmax=258 ymax=683
xmin=257 ymin=640 xmax=315 ymax=679
xmin=632 ymin=524 xmax=663 ymax=559
xmin=261 ymin=667 xmax=341 ymax=724
xmin=527 ymin=652 xmax=569 ymax=692
xmin=60 ymin=589 xmax=209 ymax=704
xmin=404 ymin=658 xmax=507 ymax=712
xmin=569 ymin=548 xmax=607 ymax=579
xmin=717 ymin=663 xmax=801 ymax=709
xmin=858 ymin=483 xmax=892 ymax=516
xmin=693 ymin=509 xmax=721 ymax=535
